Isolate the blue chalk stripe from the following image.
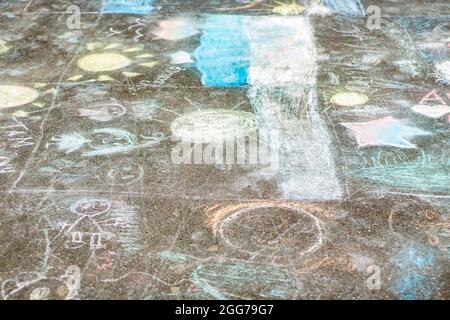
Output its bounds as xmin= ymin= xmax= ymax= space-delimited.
xmin=103 ymin=0 xmax=154 ymax=14
xmin=324 ymin=0 xmax=366 ymax=17
xmin=194 ymin=15 xmax=250 ymax=87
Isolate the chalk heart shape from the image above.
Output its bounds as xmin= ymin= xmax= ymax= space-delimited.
xmin=411 ymin=104 xmax=450 ymax=119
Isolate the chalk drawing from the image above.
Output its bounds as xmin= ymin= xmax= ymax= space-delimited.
xmin=53 ymin=133 xmax=91 ymax=154
xmin=330 ymin=92 xmax=369 ymax=107
xmin=171 ymin=109 xmax=256 ymax=144
xmin=61 ymin=198 xmax=141 ymax=253
xmin=390 ymin=245 xmax=438 ymax=300
xmin=79 ymin=102 xmax=127 ymax=122
xmin=191 ymin=261 xmax=299 ymax=299
xmin=271 ymin=1 xmax=305 ymax=15
xmin=149 ymin=66 xmax=183 ymax=86
xmin=352 ymin=151 xmax=450 ymax=193
xmin=0 ymin=156 xmax=15 ymax=173
xmin=0 ymin=117 xmax=34 ymax=149
xmin=103 ymin=0 xmax=154 ymax=15
xmin=101 ymin=160 xmax=144 ymax=186
xmin=245 ymin=15 xmax=342 ymax=200
xmin=78 ymin=53 xmax=132 ymax=72
xmin=0 ymin=40 xmax=10 ymax=55
xmin=411 ymin=104 xmax=450 ymax=119
xmin=51 ymin=128 xmax=164 ymax=157
xmin=206 ymin=201 xmax=323 ymax=261
xmin=382 ymin=20 xmax=427 ymax=77
xmin=70 ymin=43 xmax=158 ymax=82
xmin=323 ymin=0 xmax=365 ymax=16
xmin=152 ymin=18 xmax=199 ymax=41
xmin=195 ymin=15 xmax=249 ymax=87
xmin=170 ymin=51 xmax=193 ymax=65
xmin=341 ymin=117 xmax=431 ymax=149
xmin=0 ymin=85 xmax=39 ymax=110
xmin=435 ymin=60 xmax=450 ymax=84
xmin=1 ymin=265 xmax=81 ymax=300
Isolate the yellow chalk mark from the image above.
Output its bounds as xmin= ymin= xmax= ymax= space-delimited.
xmin=68 ymin=75 xmax=83 ymax=81
xmin=87 ymin=42 xmax=102 ymax=50
xmin=0 ymin=40 xmax=9 ymax=55
xmin=139 ymin=61 xmax=158 ymax=68
xmin=78 ymin=53 xmax=131 ymax=72
xmin=12 ymin=110 xmax=29 ymax=117
xmin=136 ymin=53 xmax=154 ymax=59
xmin=272 ymin=1 xmax=305 ymax=15
xmin=104 ymin=43 xmax=122 ymax=50
xmin=98 ymin=75 xmax=115 ymax=81
xmin=122 ymin=72 xmax=142 ymax=78
xmin=0 ymin=85 xmax=39 ymax=109
xmin=123 ymin=47 xmax=143 ymax=53
xmin=330 ymin=92 xmax=369 ymax=107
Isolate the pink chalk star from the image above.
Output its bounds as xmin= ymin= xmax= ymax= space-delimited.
xmin=341 ymin=116 xmax=431 ymax=149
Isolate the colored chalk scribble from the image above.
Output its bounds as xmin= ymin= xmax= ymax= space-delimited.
xmin=352 ymin=151 xmax=450 ymax=193
xmin=342 ymin=117 xmax=431 ymax=149
xmin=390 ymin=245 xmax=438 ymax=300
xmin=191 ymin=262 xmax=298 ymax=299
xmin=323 ymin=0 xmax=365 ymax=16
xmin=103 ymin=0 xmax=154 ymax=14
xmin=195 ymin=15 xmax=250 ymax=87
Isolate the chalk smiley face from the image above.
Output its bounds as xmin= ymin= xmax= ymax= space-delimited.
xmin=70 ymin=198 xmax=112 ymax=216
xmin=79 ymin=102 xmax=127 ymax=122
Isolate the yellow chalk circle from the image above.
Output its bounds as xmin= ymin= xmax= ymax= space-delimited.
xmin=0 ymin=85 xmax=39 ymax=109
xmin=330 ymin=92 xmax=369 ymax=107
xmin=78 ymin=53 xmax=132 ymax=72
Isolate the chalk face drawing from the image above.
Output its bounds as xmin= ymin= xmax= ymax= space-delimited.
xmin=100 ymin=160 xmax=144 ymax=186
xmin=0 ymin=85 xmax=39 ymax=109
xmin=102 ymin=0 xmax=154 ymax=15
xmin=195 ymin=15 xmax=250 ymax=87
xmin=206 ymin=202 xmax=323 ymax=262
xmin=341 ymin=117 xmax=431 ymax=149
xmin=79 ymin=102 xmax=127 ymax=122
xmin=171 ymin=109 xmax=256 ymax=144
